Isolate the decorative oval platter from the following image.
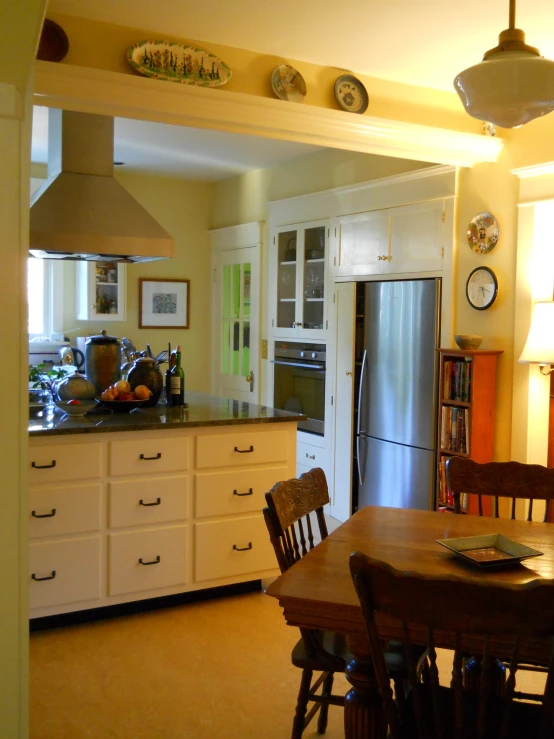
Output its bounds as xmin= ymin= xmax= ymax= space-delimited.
xmin=334 ymin=74 xmax=369 ymax=114
xmin=271 ymin=65 xmax=307 ymax=103
xmin=466 ymin=211 xmax=499 ymax=254
xmin=127 ymin=41 xmax=232 ymax=87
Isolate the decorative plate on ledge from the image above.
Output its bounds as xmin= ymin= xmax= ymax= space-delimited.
xmin=127 ymin=41 xmax=232 ymax=87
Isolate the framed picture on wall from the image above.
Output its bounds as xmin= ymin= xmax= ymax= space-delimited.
xmin=139 ymin=278 xmax=190 ymax=329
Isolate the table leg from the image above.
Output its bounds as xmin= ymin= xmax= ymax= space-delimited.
xmin=344 ymin=635 xmax=387 ymax=739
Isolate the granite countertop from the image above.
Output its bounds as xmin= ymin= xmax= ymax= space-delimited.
xmin=29 ymin=391 xmax=306 ymax=437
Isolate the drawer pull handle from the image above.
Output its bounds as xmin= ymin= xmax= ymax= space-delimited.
xmin=140 ymin=453 xmax=162 ymax=461
xmin=233 ymin=542 xmax=253 ymax=552
xmin=234 ymin=445 xmax=254 ymax=454
xmin=138 ymin=556 xmax=161 ymax=566
xmin=139 ymin=498 xmax=161 ymax=507
xmin=32 ymin=508 xmax=57 ymax=518
xmin=306 ymin=453 xmax=316 ymax=460
xmin=32 ymin=571 xmax=56 ymax=582
xmin=233 ymin=488 xmax=254 ymax=497
xmin=31 ymin=460 xmax=56 ymax=469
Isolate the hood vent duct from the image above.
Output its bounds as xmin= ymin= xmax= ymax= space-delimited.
xmin=30 ymin=110 xmax=175 ymax=262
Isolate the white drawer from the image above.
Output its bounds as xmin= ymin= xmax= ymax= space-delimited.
xmin=297 ymin=441 xmax=326 ymax=468
xmin=29 ymin=483 xmax=101 ymax=539
xmin=109 ymin=477 xmax=188 ymax=528
xmin=29 ymin=536 xmax=101 ymax=610
xmin=194 ymin=467 xmax=287 ymax=518
xmin=194 ymin=516 xmax=277 ymax=582
xmin=108 ymin=525 xmax=188 ymax=596
xmin=109 ymin=437 xmax=189 ymax=476
xmin=195 ymin=429 xmax=288 ymax=469
xmin=29 ymin=443 xmax=102 ymax=484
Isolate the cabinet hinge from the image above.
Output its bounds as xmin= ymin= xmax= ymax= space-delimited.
xmin=442 ymin=247 xmax=445 ymax=257
xmin=327 ymin=227 xmax=330 ymax=238
xmin=213 ymin=268 xmax=217 ymax=283
xmin=273 ymin=235 xmax=276 ymax=244
xmin=333 ymin=293 xmax=336 ymax=304
xmin=325 ymin=320 xmax=328 ymax=329
xmin=442 ymin=210 xmax=446 ymax=222
xmin=333 ymin=256 xmax=336 ymax=266
xmin=335 ymin=227 xmax=337 ymax=237
xmin=331 ymin=395 xmax=334 ymax=406
xmin=272 ymin=319 xmax=275 ymax=327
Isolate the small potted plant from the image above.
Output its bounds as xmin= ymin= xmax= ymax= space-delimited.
xmin=28 ymin=364 xmax=69 ymax=405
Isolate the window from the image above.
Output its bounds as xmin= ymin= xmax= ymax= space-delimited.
xmin=27 ymin=258 xmax=63 ymax=338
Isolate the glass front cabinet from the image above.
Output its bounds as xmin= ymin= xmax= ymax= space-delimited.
xmin=272 ymin=219 xmax=328 ymax=339
xmin=76 ymin=260 xmax=126 ymax=321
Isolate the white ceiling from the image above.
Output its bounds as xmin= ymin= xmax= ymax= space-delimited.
xmin=31 ymin=106 xmax=322 ymax=180
xmin=48 ymin=0 xmax=554 ymax=93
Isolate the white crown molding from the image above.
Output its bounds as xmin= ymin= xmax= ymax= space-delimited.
xmin=511 ymin=162 xmax=554 ymax=179
xmin=0 ymin=82 xmax=23 ymax=120
xmin=34 ymin=62 xmax=503 ymax=168
xmin=209 ymin=221 xmax=263 ymax=250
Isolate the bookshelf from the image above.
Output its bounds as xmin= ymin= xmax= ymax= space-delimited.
xmin=437 ymin=349 xmax=503 ymax=514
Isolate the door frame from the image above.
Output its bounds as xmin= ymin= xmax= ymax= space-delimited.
xmin=209 ymin=222 xmax=263 ymax=403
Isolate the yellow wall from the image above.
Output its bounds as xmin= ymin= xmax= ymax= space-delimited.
xmin=60 ymin=172 xmax=213 ymax=393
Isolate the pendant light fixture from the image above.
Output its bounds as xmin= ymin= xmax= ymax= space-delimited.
xmin=454 ymin=0 xmax=554 ymax=128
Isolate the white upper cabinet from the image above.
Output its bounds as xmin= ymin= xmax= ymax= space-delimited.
xmin=76 ymin=260 xmax=126 ymax=321
xmin=271 ymin=219 xmax=329 ymax=339
xmin=389 ymin=200 xmax=445 ymax=273
xmin=332 ymin=199 xmax=446 ymax=279
xmin=334 ymin=211 xmax=390 ymax=277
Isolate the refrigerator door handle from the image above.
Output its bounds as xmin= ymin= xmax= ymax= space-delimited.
xmin=357 ymin=350 xmax=367 ymax=436
xmin=356 ymin=435 xmax=364 ymax=486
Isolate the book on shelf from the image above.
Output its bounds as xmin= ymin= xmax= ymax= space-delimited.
xmin=437 ymin=454 xmax=468 ymax=511
xmin=440 ymin=406 xmax=470 ymax=454
xmin=443 ymin=357 xmax=473 ymax=403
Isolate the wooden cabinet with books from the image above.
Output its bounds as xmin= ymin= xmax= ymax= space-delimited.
xmin=437 ymin=349 xmax=502 ymax=514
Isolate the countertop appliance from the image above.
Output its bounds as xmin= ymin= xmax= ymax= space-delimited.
xmin=272 ymin=341 xmax=326 ymax=436
xmin=355 ymin=279 xmax=440 ymax=512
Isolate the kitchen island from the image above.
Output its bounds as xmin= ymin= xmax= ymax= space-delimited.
xmin=29 ymin=392 xmax=303 ymax=619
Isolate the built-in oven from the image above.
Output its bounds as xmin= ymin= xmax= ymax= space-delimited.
xmin=272 ymin=341 xmax=326 ymax=436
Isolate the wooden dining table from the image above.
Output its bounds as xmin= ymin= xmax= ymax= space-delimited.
xmin=266 ymin=506 xmax=554 ymax=739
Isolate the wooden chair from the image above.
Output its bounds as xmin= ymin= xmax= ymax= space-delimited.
xmin=264 ymin=468 xmax=417 ymax=739
xmin=349 ymin=550 xmax=554 ymax=739
xmin=446 ymin=456 xmax=554 ymax=682
xmin=446 ymin=456 xmax=554 ymax=519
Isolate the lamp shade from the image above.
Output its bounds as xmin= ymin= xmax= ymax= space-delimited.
xmin=454 ymin=51 xmax=554 ymax=129
xmin=519 ymin=302 xmax=554 ymax=364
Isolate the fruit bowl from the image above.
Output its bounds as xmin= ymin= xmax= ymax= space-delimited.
xmin=54 ymin=399 xmax=97 ymax=417
xmin=97 ymin=399 xmax=148 ymax=414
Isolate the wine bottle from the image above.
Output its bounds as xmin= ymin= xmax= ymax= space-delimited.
xmin=166 ymin=344 xmax=185 ymax=406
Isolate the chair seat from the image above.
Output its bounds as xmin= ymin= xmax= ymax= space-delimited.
xmin=401 ymin=684 xmax=546 ymax=739
xmin=292 ymin=631 xmax=424 ymax=677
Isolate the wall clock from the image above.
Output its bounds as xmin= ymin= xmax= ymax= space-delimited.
xmin=466 ymin=267 xmax=498 ymax=310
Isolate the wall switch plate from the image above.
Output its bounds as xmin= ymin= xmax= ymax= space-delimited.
xmin=261 ymin=339 xmax=268 ymax=359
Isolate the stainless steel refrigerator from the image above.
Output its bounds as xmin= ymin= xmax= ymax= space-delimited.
xmin=355 ymin=279 xmax=440 ymax=511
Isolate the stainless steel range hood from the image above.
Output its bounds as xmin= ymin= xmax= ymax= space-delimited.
xmin=30 ymin=110 xmax=175 ymax=262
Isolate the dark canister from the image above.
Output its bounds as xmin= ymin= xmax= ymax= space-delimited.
xmin=85 ymin=329 xmax=122 ymax=396
xmin=127 ymin=357 xmax=163 ymax=407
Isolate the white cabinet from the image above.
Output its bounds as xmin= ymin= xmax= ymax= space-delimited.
xmin=334 ymin=211 xmax=390 ymax=278
xmin=270 ymin=219 xmax=329 ymax=339
xmin=333 ymin=200 xmax=445 ymax=279
xmin=76 ymin=260 xmax=126 ymax=321
xmin=28 ymin=422 xmax=297 ymax=618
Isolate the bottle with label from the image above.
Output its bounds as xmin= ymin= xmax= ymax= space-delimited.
xmin=166 ymin=344 xmax=185 ymax=406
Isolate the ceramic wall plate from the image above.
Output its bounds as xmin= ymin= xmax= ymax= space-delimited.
xmin=334 ymin=74 xmax=369 ymax=114
xmin=37 ymin=18 xmax=69 ymax=63
xmin=271 ymin=65 xmax=307 ymax=103
xmin=127 ymin=41 xmax=232 ymax=87
xmin=467 ymin=212 xmax=499 ymax=254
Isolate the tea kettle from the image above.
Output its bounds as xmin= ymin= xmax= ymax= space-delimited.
xmin=85 ymin=329 xmax=122 ymax=396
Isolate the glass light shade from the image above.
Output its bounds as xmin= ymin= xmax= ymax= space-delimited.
xmin=454 ymin=51 xmax=554 ymax=128
xmin=519 ymin=302 xmax=554 ymax=364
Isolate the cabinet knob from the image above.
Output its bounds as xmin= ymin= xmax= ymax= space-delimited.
xmin=306 ymin=453 xmax=316 ymax=459
xmin=346 ymin=371 xmax=352 ymax=376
